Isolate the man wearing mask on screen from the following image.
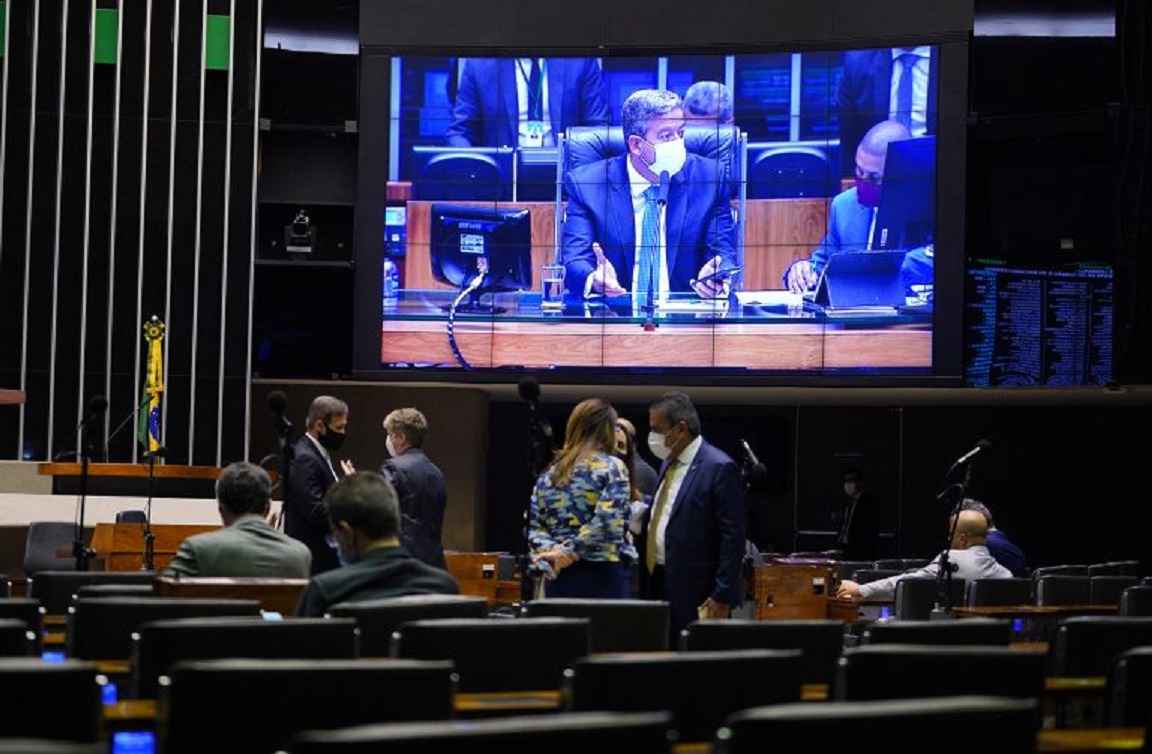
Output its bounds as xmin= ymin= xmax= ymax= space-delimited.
xmin=284 ymin=395 xmax=356 ymax=575
xmin=561 ymin=89 xmax=737 ymax=304
xmin=782 ymin=119 xmax=931 ymax=294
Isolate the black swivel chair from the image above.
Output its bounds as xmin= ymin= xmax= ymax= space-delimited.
xmin=0 ymin=618 xmax=34 ymax=656
xmin=22 ymin=522 xmax=79 ymax=577
xmin=26 ymin=571 xmax=158 ymax=615
xmin=893 ymin=577 xmax=966 ymax=620
xmin=0 ymin=599 xmax=45 ymax=652
xmin=1119 ymin=585 xmax=1152 ymax=616
xmin=521 ymin=598 xmax=671 ymax=653
xmin=286 ymin=711 xmax=675 ymax=754
xmin=1034 ymin=575 xmax=1091 ymax=606
xmin=714 ymin=695 xmax=1039 ymax=754
xmin=862 ymin=617 xmax=1012 ymax=646
xmin=1050 ymin=616 xmax=1152 ymax=677
xmin=1105 ymin=646 xmax=1152 ymax=727
xmin=0 ymin=658 xmax=105 ymax=742
xmin=1090 ymin=575 xmax=1139 ymax=605
xmin=965 ymin=577 xmax=1032 ymax=607
xmin=563 ymin=648 xmax=803 ymax=743
xmin=678 ymin=618 xmax=843 ymax=686
xmin=327 ymin=594 xmax=489 ymax=657
xmin=746 ymin=145 xmax=833 ymax=199
xmin=160 ymin=658 xmax=457 ymax=754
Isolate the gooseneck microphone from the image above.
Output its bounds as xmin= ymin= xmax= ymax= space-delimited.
xmin=517 ymin=375 xmax=541 ymax=405
xmin=267 ymin=390 xmax=292 ymax=434
xmin=739 ymin=438 xmax=769 ymax=484
xmin=657 ymin=170 xmax=670 ymax=207
xmin=951 ymin=439 xmax=992 ymax=469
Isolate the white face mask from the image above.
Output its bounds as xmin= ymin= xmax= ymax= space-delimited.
xmin=386 ymin=435 xmax=398 ymax=458
xmin=648 ymin=431 xmax=672 ymax=461
xmin=644 ymin=137 xmax=687 ymax=179
xmin=843 ymin=482 xmax=858 ymax=497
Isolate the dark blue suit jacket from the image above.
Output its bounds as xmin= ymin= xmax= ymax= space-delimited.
xmin=642 ymin=439 xmax=746 ymax=634
xmin=445 ymin=58 xmax=608 ymax=148
xmin=836 ymin=48 xmax=938 ymax=178
xmin=283 ymin=436 xmax=341 ymax=575
xmin=561 ymin=154 xmax=736 ymax=296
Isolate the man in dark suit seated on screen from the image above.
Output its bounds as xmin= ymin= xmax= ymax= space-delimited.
xmin=561 ymin=88 xmax=737 ymax=302
xmin=444 ymin=57 xmax=609 ymax=148
xmin=782 ymin=119 xmax=932 ymax=295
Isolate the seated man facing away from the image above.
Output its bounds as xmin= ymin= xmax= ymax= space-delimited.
xmin=296 ymin=471 xmax=459 ymax=617
xmin=835 ymin=508 xmax=1012 ymax=602
xmin=164 ymin=461 xmax=312 ymax=578
xmin=959 ymin=498 xmax=1027 ymax=577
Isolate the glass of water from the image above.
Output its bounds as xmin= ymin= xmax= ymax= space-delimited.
xmin=541 ymin=264 xmax=565 ymax=310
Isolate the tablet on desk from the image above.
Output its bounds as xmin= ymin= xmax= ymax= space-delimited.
xmin=808 ymin=250 xmax=908 ymax=313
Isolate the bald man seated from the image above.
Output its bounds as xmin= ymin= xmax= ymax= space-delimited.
xmin=836 ymin=509 xmax=1012 ymax=601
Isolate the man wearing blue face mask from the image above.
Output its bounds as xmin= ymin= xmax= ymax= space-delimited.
xmin=783 ymin=119 xmax=922 ymax=293
xmin=634 ymin=391 xmax=745 ymax=639
xmin=284 ymin=395 xmax=356 ymax=575
xmin=561 ymin=88 xmax=737 ymax=302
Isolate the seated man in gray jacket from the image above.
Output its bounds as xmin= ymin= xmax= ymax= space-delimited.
xmin=164 ymin=461 xmax=312 ymax=578
xmin=835 ymin=508 xmax=1012 ymax=601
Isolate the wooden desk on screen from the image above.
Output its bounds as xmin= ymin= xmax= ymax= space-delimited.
xmin=89 ymin=523 xmax=218 ymax=572
xmin=152 ymin=575 xmax=308 ymax=615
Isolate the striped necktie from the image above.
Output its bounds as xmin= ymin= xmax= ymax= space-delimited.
xmin=636 ymin=185 xmax=661 ymax=300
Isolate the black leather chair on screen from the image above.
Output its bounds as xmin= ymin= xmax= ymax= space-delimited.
xmin=285 ymin=711 xmax=675 ymax=754
xmin=132 ymin=615 xmax=360 ymax=698
xmin=0 ymin=658 xmax=104 ymax=742
xmin=390 ymin=617 xmax=591 ymax=693
xmin=66 ymin=596 xmax=263 ymax=660
xmin=678 ymin=618 xmax=843 ymax=686
xmin=862 ymin=617 xmax=1012 ymax=646
xmin=327 ymin=594 xmax=489 ymax=657
xmin=714 ymin=695 xmax=1039 ymax=754
xmin=563 ymin=648 xmax=803 ymax=743
xmin=521 ymin=598 xmax=671 ymax=653
xmin=159 ymin=658 xmax=456 ymax=754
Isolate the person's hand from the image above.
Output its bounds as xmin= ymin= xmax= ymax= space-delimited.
xmin=836 ymin=580 xmax=862 ymax=599
xmin=535 ymin=546 xmax=579 ymax=577
xmin=340 ymin=459 xmax=356 ymax=475
xmin=697 ymin=597 xmax=731 ymax=620
xmin=590 ymin=242 xmax=626 ymax=297
xmin=785 ymin=259 xmax=818 ymax=293
xmin=691 ymin=255 xmax=731 ymax=299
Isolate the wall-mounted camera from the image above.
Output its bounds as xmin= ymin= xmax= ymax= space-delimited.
xmin=284 ymin=208 xmax=317 ymax=254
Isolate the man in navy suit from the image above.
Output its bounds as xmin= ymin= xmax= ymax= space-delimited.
xmin=635 ymin=392 xmax=745 ymax=636
xmin=561 ymin=88 xmax=736 ymax=302
xmin=445 ymin=57 xmax=609 ymax=148
xmin=836 ymin=46 xmax=937 ymax=179
xmin=284 ymin=395 xmax=355 ymax=575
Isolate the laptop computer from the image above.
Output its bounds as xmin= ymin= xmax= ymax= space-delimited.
xmin=808 ymin=250 xmax=909 ymax=313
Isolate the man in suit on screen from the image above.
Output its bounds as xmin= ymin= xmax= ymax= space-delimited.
xmin=560 ymin=88 xmax=737 ymax=303
xmin=445 ymin=57 xmax=609 ymax=148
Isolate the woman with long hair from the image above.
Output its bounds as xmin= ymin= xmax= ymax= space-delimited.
xmin=528 ymin=397 xmax=637 ymax=598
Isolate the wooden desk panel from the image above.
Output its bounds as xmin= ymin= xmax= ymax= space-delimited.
xmin=380 ymin=319 xmax=930 ymax=371
xmin=152 ymin=576 xmax=308 ymax=615
xmin=90 ymin=523 xmax=218 ymax=572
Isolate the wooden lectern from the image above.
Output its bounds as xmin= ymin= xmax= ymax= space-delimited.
xmin=89 ymin=523 xmax=218 ymax=572
xmin=750 ymin=559 xmax=839 ymax=620
xmin=444 ymin=551 xmax=520 ymax=606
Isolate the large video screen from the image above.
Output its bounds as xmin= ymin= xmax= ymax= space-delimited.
xmin=364 ymin=47 xmax=948 ymax=380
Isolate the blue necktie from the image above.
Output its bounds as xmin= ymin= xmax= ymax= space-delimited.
xmin=637 ymin=186 xmax=661 ymax=300
xmin=894 ymin=52 xmax=917 ymax=129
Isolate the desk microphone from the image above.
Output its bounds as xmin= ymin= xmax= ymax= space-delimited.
xmin=657 ymin=171 xmax=670 ymax=207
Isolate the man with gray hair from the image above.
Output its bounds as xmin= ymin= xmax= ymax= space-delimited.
xmin=683 ymin=80 xmax=734 ymax=126
xmin=285 ymin=395 xmax=356 ymax=575
xmin=561 ymin=88 xmax=737 ymax=302
xmin=165 ymin=461 xmax=312 ymax=578
xmin=959 ymin=498 xmax=1027 ymax=576
xmin=295 ymin=471 xmax=459 ymax=617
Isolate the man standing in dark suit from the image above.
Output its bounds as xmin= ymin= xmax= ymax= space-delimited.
xmin=445 ymin=57 xmax=609 ymax=148
xmin=380 ymin=407 xmax=448 ymax=570
xmin=284 ymin=395 xmax=355 ymax=575
xmin=636 ymin=392 xmax=745 ymax=636
xmin=561 ymin=88 xmax=736 ymax=301
xmin=836 ymin=45 xmax=936 ymax=179
xmin=833 ymin=467 xmax=881 ymax=561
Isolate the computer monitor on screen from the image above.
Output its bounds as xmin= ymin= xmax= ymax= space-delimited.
xmin=411 ymin=146 xmax=515 ymax=202
xmin=429 ymin=203 xmax=534 ymax=313
xmin=871 ymin=135 xmax=936 ymax=251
